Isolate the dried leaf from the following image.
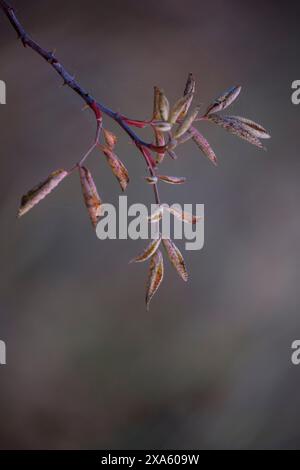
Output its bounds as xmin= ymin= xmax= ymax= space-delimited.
xmin=153 ymin=121 xmax=172 ymax=132
xmin=167 ymin=206 xmax=201 ymax=224
xmin=169 ymin=92 xmax=193 ymax=124
xmin=206 ymin=85 xmax=241 ymax=116
xmin=207 ymin=114 xmax=265 ymax=149
xmin=174 ymin=105 xmax=200 ymax=139
xmin=100 ymin=145 xmax=130 ymax=191
xmin=189 ymin=127 xmax=218 ymax=166
xmin=181 ymin=94 xmax=194 ymax=119
xmin=131 ymin=237 xmax=161 ymax=263
xmin=180 ymin=73 xmax=196 ymax=118
xmin=103 ymin=128 xmax=117 ymax=150
xmin=167 ymin=149 xmax=178 ymax=160
xmin=158 ymin=89 xmax=170 ymax=121
xmin=229 ymin=116 xmax=271 ymax=139
xmin=183 ymin=72 xmax=196 ymax=97
xmin=162 ymin=238 xmax=188 ymax=282
xmin=177 ymin=132 xmax=194 ymax=145
xmin=157 ymin=175 xmax=186 ymax=184
xmin=79 ymin=166 xmax=102 ymax=228
xmin=18 ymin=169 xmax=68 ymax=218
xmin=146 ymin=250 xmax=164 ymax=310
xmin=152 ymin=86 xmax=161 ymax=121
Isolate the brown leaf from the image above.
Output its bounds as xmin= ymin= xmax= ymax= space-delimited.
xmin=174 ymin=105 xmax=200 ymax=139
xmin=146 ymin=250 xmax=164 ymax=310
xmin=207 ymin=114 xmax=265 ymax=149
xmin=131 ymin=237 xmax=161 ymax=263
xmin=229 ymin=116 xmax=271 ymax=139
xmin=100 ymin=145 xmax=129 ymax=191
xmin=169 ymin=92 xmax=194 ymax=124
xmin=189 ymin=127 xmax=218 ymax=166
xmin=157 ymin=175 xmax=186 ymax=184
xmin=103 ymin=128 xmax=117 ymax=150
xmin=181 ymin=73 xmax=196 ymax=118
xmin=152 ymin=86 xmax=161 ymax=121
xmin=18 ymin=169 xmax=68 ymax=218
xmin=162 ymin=238 xmax=188 ymax=282
xmin=158 ymin=89 xmax=170 ymax=121
xmin=183 ymin=72 xmax=196 ymax=97
xmin=79 ymin=166 xmax=102 ymax=228
xmin=167 ymin=206 xmax=201 ymax=224
xmin=206 ymin=85 xmax=241 ymax=116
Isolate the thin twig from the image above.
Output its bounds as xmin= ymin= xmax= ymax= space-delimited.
xmin=68 ymin=120 xmax=102 ymax=174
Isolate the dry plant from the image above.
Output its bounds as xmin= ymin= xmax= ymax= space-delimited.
xmin=0 ymin=0 xmax=271 ymax=309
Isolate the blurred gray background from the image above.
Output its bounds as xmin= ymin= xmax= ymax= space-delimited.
xmin=0 ymin=0 xmax=299 ymax=450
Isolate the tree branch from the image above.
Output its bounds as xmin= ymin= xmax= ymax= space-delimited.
xmin=0 ymin=0 xmax=162 ymax=149
xmin=0 ymin=0 xmax=163 ymax=203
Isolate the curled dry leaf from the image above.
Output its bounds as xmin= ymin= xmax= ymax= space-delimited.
xmin=158 ymin=89 xmax=170 ymax=121
xmin=229 ymin=116 xmax=271 ymax=139
xmin=103 ymin=128 xmax=117 ymax=150
xmin=18 ymin=169 xmax=68 ymax=218
xmin=146 ymin=250 xmax=164 ymax=310
xmin=174 ymin=105 xmax=200 ymax=139
xmin=100 ymin=145 xmax=129 ymax=191
xmin=162 ymin=238 xmax=188 ymax=282
xmin=157 ymin=175 xmax=186 ymax=184
xmin=79 ymin=165 xmax=102 ymax=228
xmin=189 ymin=127 xmax=218 ymax=166
xmin=206 ymin=85 xmax=241 ymax=116
xmin=169 ymin=92 xmax=193 ymax=124
xmin=131 ymin=236 xmax=161 ymax=263
xmin=207 ymin=114 xmax=265 ymax=149
xmin=167 ymin=206 xmax=201 ymax=224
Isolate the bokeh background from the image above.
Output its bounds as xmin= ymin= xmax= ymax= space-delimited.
xmin=0 ymin=0 xmax=299 ymax=450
